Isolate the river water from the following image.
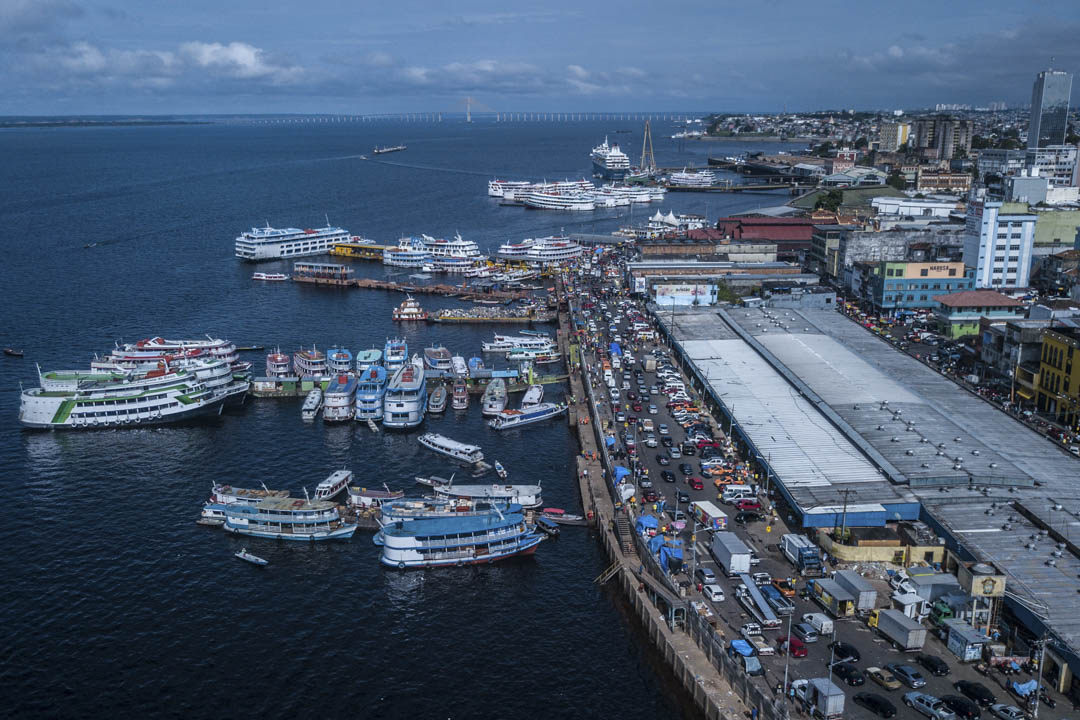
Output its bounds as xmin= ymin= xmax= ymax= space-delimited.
xmin=0 ymin=118 xmax=802 ymax=718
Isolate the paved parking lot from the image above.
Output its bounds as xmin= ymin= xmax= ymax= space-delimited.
xmin=572 ymin=268 xmax=1073 ymax=720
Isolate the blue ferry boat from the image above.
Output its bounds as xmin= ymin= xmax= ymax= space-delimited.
xmin=354 ymin=348 xmax=383 ymax=372
xmin=355 ymin=365 xmax=388 ymax=420
xmin=373 ymin=499 xmax=520 ymax=545
xmin=384 ymin=338 xmax=408 ymax=372
xmin=327 ymin=347 xmax=353 ymax=375
xmin=488 ymin=401 xmax=567 ymax=430
xmin=379 ymin=510 xmax=543 ymax=569
xmin=221 ymin=496 xmax=358 ymax=541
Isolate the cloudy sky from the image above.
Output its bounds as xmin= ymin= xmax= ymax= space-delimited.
xmin=2 ymin=0 xmax=1078 ymax=115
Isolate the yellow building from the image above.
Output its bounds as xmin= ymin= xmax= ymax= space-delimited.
xmin=1036 ymin=327 xmax=1080 ymax=429
xmin=879 ymin=122 xmax=911 ymax=152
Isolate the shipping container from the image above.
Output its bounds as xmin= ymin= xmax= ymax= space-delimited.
xmin=710 ymin=532 xmax=751 ymax=577
xmin=869 ymin=608 xmax=926 ymax=651
xmin=690 ymin=500 xmax=728 ymax=531
xmin=832 ymin=570 xmax=877 ymax=613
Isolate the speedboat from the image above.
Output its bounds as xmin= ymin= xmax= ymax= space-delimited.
xmin=235 ymin=548 xmax=268 ymax=565
xmin=495 ymin=460 xmax=507 ymax=479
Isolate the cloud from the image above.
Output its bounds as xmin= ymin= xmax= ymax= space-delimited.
xmin=0 ymin=0 xmax=82 ymax=35
xmin=180 ymin=41 xmax=301 ymax=84
xmin=567 ymin=64 xmax=589 ymax=80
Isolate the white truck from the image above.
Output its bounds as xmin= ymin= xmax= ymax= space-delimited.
xmin=740 ymin=623 xmax=774 ymax=656
xmin=792 ymin=678 xmax=845 ymax=720
xmin=690 ymin=500 xmax=728 ymax=531
xmin=710 ymin=532 xmax=752 ymax=577
xmin=801 ymin=612 xmax=834 ymax=636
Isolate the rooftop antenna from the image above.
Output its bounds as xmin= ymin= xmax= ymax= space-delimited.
xmin=303 ymin=486 xmax=311 ymax=504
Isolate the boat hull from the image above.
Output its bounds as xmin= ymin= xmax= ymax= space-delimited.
xmin=380 ymin=534 xmax=542 ymax=569
xmin=592 ymin=159 xmax=628 ymax=180
xmin=20 ymin=393 xmax=226 ymax=431
xmin=224 ymin=523 xmax=357 ymax=541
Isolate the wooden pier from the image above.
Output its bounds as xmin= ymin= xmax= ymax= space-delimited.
xmin=292 ymin=274 xmax=536 ymax=301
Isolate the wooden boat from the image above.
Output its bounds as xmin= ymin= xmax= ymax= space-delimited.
xmin=494 ymin=460 xmax=507 ymax=479
xmin=234 ymin=548 xmax=268 ymax=565
xmin=541 ymin=507 xmax=586 ymax=525
xmin=536 ymin=517 xmax=561 ymax=537
xmin=4 ymin=348 xmax=24 ymax=357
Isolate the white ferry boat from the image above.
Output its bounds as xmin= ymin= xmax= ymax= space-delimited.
xmin=106 ymin=336 xmax=245 ymax=373
xmin=525 ymin=237 xmax=584 ymax=264
xmin=393 ymin=296 xmax=428 ymax=321
xmin=313 ymin=469 xmax=352 ymax=500
xmin=293 ymin=346 xmax=328 ymax=377
xmin=19 ymin=365 xmax=226 ymax=430
xmin=222 ymin=496 xmax=357 ymax=541
xmin=379 ymin=498 xmax=519 ymax=524
xmin=327 ymin=347 xmax=353 ymax=375
xmin=301 ymin=388 xmax=323 ymax=420
xmin=265 ymin=349 xmax=292 ymax=378
xmin=383 ymin=237 xmax=432 ymax=267
xmin=419 ymin=232 xmax=482 ymax=260
xmin=451 ymin=356 xmax=468 ymax=376
xmin=489 ymin=402 xmax=567 ymax=430
xmin=422 ymin=345 xmax=453 ymax=373
xmin=354 ymin=365 xmax=388 ymax=420
xmin=323 ymin=375 xmax=357 ymax=422
xmin=430 ymin=481 xmax=543 ymax=509
xmin=481 ymin=378 xmax=508 ymax=415
xmin=668 ymin=170 xmax=716 ymax=187
xmin=235 ymin=223 xmax=352 ymax=261
xmin=418 ymin=432 xmax=484 ymax=464
xmin=488 ymin=179 xmax=532 ymax=197
xmin=383 ymin=355 xmax=426 ymax=429
xmin=91 ymin=353 xmax=248 ymax=407
xmin=252 ymin=272 xmax=289 ymax=281
xmin=354 ymin=348 xmax=383 ymax=372
xmin=496 ymin=237 xmax=537 ymax=259
xmin=427 ymin=385 xmax=448 ymax=413
xmin=383 ymin=339 xmax=408 ymax=371
xmin=590 ymin=137 xmax=631 ymax=180
xmin=378 ymin=510 xmax=543 ymax=569
xmin=481 ymin=334 xmax=554 ymax=353
xmin=347 ymin=485 xmax=405 ymax=508
xmin=521 ymin=384 xmax=544 ymax=407
xmin=451 ymin=378 xmax=469 ymax=410
xmin=522 ymin=191 xmax=595 ymax=211
xmin=199 ymin=481 xmax=289 ymax=524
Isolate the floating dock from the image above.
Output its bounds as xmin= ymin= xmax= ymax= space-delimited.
xmin=330 ymin=242 xmax=388 ymax=261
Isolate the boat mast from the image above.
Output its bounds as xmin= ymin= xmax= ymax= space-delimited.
xmin=640 ymin=119 xmax=656 ymax=174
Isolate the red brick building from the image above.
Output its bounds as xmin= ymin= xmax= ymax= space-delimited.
xmin=713 ymin=216 xmax=836 ymax=260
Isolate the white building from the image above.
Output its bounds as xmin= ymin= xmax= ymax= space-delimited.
xmin=1025 ymin=146 xmax=1079 ymax=188
xmin=871 ymin=196 xmax=959 ymax=218
xmin=962 ymin=191 xmax=1037 ymax=289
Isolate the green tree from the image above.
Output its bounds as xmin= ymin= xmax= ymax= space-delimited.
xmin=814 ymin=189 xmax=844 ymax=213
xmin=971 ymin=135 xmax=993 ymax=150
xmin=886 ymin=172 xmax=907 ymax=190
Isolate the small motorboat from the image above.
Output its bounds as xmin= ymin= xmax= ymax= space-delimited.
xmin=536 ymin=517 xmax=560 ymax=537
xmin=541 ymin=507 xmax=586 ymax=525
xmin=494 ymin=460 xmax=507 ymax=479
xmin=234 ymin=548 xmax=268 ymax=566
xmin=4 ymin=348 xmax=24 ymax=358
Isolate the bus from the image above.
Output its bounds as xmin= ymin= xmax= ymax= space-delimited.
xmin=736 ymin=574 xmax=782 ymax=629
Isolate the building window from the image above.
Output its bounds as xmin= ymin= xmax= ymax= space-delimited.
xmin=920 ymin=268 xmax=928 ymax=277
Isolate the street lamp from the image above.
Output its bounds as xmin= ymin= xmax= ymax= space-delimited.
xmin=782 ymin=610 xmax=794 ymax=701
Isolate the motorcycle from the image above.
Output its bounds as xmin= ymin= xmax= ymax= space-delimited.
xmin=1039 ymin=687 xmax=1057 ymax=709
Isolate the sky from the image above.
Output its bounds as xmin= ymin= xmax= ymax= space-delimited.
xmin=1 ymin=0 xmax=1079 ymax=116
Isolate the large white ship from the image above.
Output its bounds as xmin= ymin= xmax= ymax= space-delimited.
xmin=102 ymin=336 xmax=248 ymax=373
xmin=430 ymin=480 xmax=544 ymax=509
xmin=383 ymin=355 xmax=427 ymax=429
xmin=323 ymin=375 xmax=357 ymax=422
xmin=19 ymin=364 xmax=226 ymax=430
xmin=419 ymin=233 xmax=482 ymax=260
xmin=382 ymin=237 xmax=432 ymax=268
xmin=667 ymin=170 xmax=716 ymax=187
xmin=522 ymin=191 xmax=595 ymax=211
xmin=525 ymin=237 xmax=584 ymax=264
xmin=418 ymin=432 xmax=484 ymax=464
xmin=91 ymin=352 xmax=249 ymax=407
xmin=481 ymin=378 xmax=508 ymax=415
xmin=481 ymin=333 xmax=554 ymax=353
xmin=235 ymin=223 xmax=352 ymax=261
xmin=489 ymin=402 xmax=567 ymax=430
xmin=488 ymin=179 xmax=532 ymax=197
xmin=590 ymin=137 xmax=631 ymax=180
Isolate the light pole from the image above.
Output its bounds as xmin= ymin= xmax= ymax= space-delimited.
xmin=783 ymin=609 xmax=794 ymax=700
xmin=1033 ymin=634 xmax=1048 ymax=719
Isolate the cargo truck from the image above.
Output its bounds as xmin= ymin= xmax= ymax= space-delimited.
xmin=868 ymin=608 xmax=927 ymax=651
xmin=809 ymin=578 xmax=856 ymax=618
xmin=792 ymin=678 xmax=845 ymax=720
xmin=690 ymin=500 xmax=728 ymax=531
xmin=781 ymin=533 xmax=824 ymax=577
xmin=832 ymin=570 xmax=877 ymax=614
xmin=710 ymin=532 xmax=752 ymax=577
xmin=801 ymin=612 xmax=834 ymax=636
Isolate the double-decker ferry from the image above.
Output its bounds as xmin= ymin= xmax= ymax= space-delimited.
xmin=327 ymin=347 xmax=353 ymax=375
xmin=481 ymin=378 xmax=508 ymax=415
xmin=382 ymin=237 xmax=432 ymax=267
xmin=488 ymin=179 xmax=532 ymax=197
xmin=19 ymin=364 xmax=226 ymax=430
xmin=354 ymin=365 xmax=388 ymax=420
xmin=323 ymin=375 xmax=357 ymax=422
xmin=378 ymin=510 xmax=544 ymax=568
xmin=590 ymin=137 xmax=631 ymax=180
xmin=419 ymin=233 xmax=482 ymax=260
xmin=422 ymin=345 xmax=453 ymax=373
xmin=104 ymin=336 xmax=247 ymax=373
xmin=393 ymin=296 xmax=428 ymax=321
xmin=354 ymin=348 xmax=383 ymax=372
xmin=522 ymin=191 xmax=595 ymax=211
xmin=451 ymin=378 xmax=469 ymax=410
xmin=481 ymin=333 xmax=554 ymax=353
xmin=199 ymin=482 xmax=289 ymax=525
xmin=418 ymin=432 xmax=484 ymax=464
xmin=293 ymin=346 xmax=328 ymax=377
xmin=221 ymin=496 xmax=357 ymax=541
xmin=430 ymin=481 xmax=544 ymax=509
xmin=525 ymin=237 xmax=584 ymax=264
xmin=265 ymin=349 xmax=292 ymax=378
xmin=383 ymin=355 xmax=426 ymax=429
xmin=489 ymin=402 xmax=567 ymax=430
xmin=91 ymin=353 xmax=248 ymax=407
xmin=383 ymin=339 xmax=408 ymax=371
xmin=235 ymin=223 xmax=352 ymax=261
xmin=668 ymin=170 xmax=717 ymax=187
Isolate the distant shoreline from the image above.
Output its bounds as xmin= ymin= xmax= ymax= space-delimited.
xmin=0 ymin=120 xmax=211 ymax=129
xmin=696 ymin=135 xmax=820 ymax=143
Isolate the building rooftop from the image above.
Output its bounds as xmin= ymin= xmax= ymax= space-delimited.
xmin=933 ymin=290 xmax=1025 ymax=308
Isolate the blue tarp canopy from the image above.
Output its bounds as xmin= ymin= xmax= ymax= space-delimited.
xmin=609 ymin=342 xmax=622 ymax=356
xmin=1012 ymin=680 xmax=1038 ymax=697
xmin=613 ymin=466 xmax=630 ymax=483
xmin=605 ymin=435 xmax=616 ymax=448
xmin=730 ymin=639 xmax=754 ymax=657
xmin=636 ymin=515 xmax=659 ymax=535
xmin=648 ymin=534 xmax=665 ymax=554
xmin=659 ymin=541 xmax=684 ymax=572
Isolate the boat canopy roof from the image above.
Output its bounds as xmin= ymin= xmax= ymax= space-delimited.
xmin=382 ymin=511 xmax=524 ymax=537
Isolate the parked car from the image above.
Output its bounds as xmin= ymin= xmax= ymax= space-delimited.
xmin=791 ymin=622 xmax=818 ymax=643
xmin=703 ymin=584 xmax=725 ymax=602
xmin=832 ymin=662 xmax=866 ymax=686
xmin=988 ymin=704 xmax=1024 ymax=720
xmin=887 ymin=664 xmax=926 ymax=689
xmin=772 ymin=578 xmax=797 ymax=597
xmin=904 ymin=692 xmax=956 ymax=720
xmin=941 ymin=695 xmax=981 ymax=720
xmin=867 ymin=666 xmax=902 ymax=691
xmin=734 ymin=511 xmax=764 ymax=525
xmin=915 ymin=654 xmax=950 ymax=677
xmin=643 ymin=491 xmax=659 ymax=503
xmin=679 ymin=463 xmax=693 ymax=476
xmin=829 ymin=641 xmax=861 ymax=662
xmin=734 ymin=499 xmax=763 ymax=512
xmin=658 ymin=424 xmax=669 ymax=435
xmin=695 ymin=567 xmax=716 ymax=584
xmin=648 ymin=404 xmax=658 ymax=414
xmin=639 ymin=478 xmax=653 ymax=489
xmin=953 ymin=681 xmax=996 ymax=708
xmin=854 ymin=692 xmax=898 ymax=719
xmin=661 ymin=436 xmax=674 ymax=448
xmin=676 ymin=491 xmax=690 ymax=504
xmin=656 ymin=454 xmax=670 ymax=466
xmin=669 ymin=448 xmax=682 ymax=459
xmin=661 ymin=470 xmax=676 ymax=483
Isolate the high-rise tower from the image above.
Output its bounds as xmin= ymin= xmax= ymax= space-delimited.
xmin=1028 ymin=68 xmax=1072 ymax=149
